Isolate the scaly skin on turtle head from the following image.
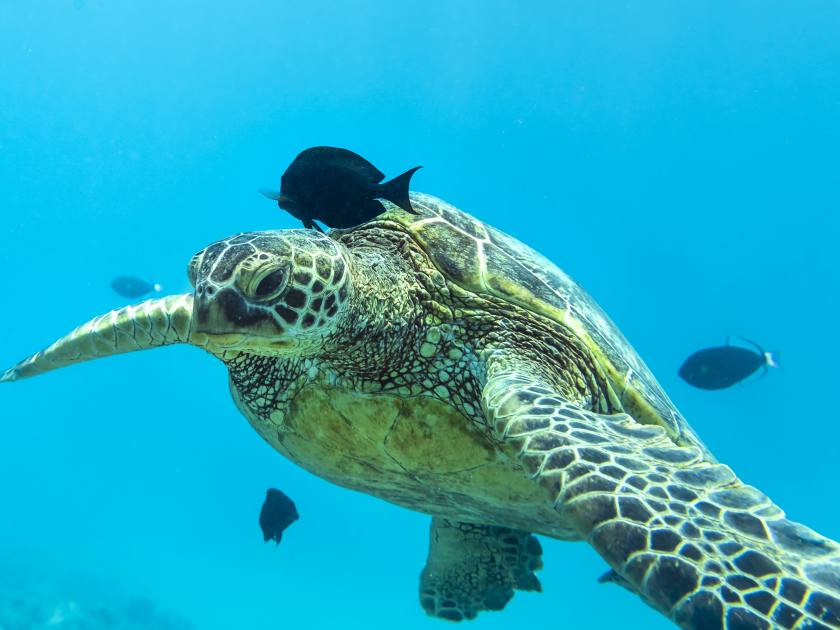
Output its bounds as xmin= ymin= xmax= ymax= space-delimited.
xmin=187 ymin=230 xmax=352 ymax=357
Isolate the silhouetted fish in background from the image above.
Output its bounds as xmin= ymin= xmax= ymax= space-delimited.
xmin=679 ymin=337 xmax=778 ymax=390
xmin=259 ymin=488 xmax=299 ymax=545
xmin=110 ymin=276 xmax=162 ymax=299
xmin=260 ymin=146 xmax=422 ymax=232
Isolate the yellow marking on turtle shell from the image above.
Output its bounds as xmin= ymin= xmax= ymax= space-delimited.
xmin=385 ymin=195 xmax=706 ymax=453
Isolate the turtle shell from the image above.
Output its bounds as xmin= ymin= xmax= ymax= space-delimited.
xmin=370 ymin=192 xmax=709 ymax=455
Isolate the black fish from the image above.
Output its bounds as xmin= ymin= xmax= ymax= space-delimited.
xmin=110 ymin=277 xmax=161 ymax=299
xmin=260 ymin=146 xmax=421 ymax=231
xmin=259 ymin=488 xmax=299 ymax=545
xmin=678 ymin=337 xmax=778 ymax=390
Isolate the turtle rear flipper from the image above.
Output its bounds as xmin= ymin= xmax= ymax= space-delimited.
xmin=419 ymin=518 xmax=542 ymax=622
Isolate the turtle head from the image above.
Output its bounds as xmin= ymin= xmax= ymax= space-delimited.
xmin=188 ymin=230 xmax=351 ymax=356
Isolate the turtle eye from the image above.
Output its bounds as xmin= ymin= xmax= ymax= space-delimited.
xmin=251 ymin=268 xmax=288 ymax=301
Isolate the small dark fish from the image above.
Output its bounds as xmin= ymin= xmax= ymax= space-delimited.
xmin=110 ymin=276 xmax=162 ymax=299
xmin=261 ymin=146 xmax=422 ymax=231
xmin=259 ymin=488 xmax=299 ymax=545
xmin=678 ymin=337 xmax=778 ymax=390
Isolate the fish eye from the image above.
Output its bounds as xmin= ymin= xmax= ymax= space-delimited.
xmin=251 ymin=268 xmax=288 ymax=301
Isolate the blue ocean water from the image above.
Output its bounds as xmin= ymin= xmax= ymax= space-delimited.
xmin=1 ymin=1 xmax=838 ymax=628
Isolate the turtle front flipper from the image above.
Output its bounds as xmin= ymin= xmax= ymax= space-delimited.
xmin=481 ymin=358 xmax=840 ymax=629
xmin=1 ymin=295 xmax=194 ymax=382
xmin=419 ymin=517 xmax=542 ymax=622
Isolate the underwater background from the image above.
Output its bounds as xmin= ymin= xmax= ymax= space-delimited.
xmin=1 ymin=1 xmax=839 ymax=628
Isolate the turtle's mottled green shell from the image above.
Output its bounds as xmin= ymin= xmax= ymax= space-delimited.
xmin=379 ymin=192 xmax=709 ymax=456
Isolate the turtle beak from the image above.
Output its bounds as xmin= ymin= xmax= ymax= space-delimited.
xmin=190 ymin=282 xmax=286 ymax=352
xmin=1 ymin=294 xmax=195 ymax=383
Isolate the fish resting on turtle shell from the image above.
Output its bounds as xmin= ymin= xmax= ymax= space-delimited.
xmin=4 ymin=192 xmax=840 ymax=629
xmin=260 ymin=146 xmax=421 ymax=231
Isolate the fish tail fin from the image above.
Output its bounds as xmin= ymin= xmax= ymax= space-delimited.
xmin=765 ymin=351 xmax=780 ymax=368
xmin=376 ymin=166 xmax=422 ymax=214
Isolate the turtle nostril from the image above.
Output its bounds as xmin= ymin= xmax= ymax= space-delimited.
xmin=206 ymin=286 xmax=216 ymax=296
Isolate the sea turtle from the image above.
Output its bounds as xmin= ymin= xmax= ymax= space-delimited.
xmin=4 ymin=192 xmax=840 ymax=629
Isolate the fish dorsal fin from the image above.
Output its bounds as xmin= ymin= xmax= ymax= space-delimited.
xmin=730 ymin=334 xmax=766 ymax=357
xmin=297 ymin=146 xmax=385 ymax=183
